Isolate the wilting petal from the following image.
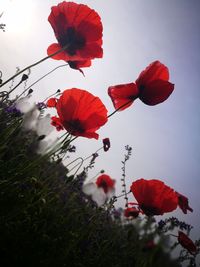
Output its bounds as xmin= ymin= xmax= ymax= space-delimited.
xmin=178 ymin=231 xmax=197 ymax=255
xmin=176 ymin=192 xmax=193 ymax=214
xmin=139 ymin=80 xmax=174 ymax=105
xmin=108 ymin=83 xmax=139 ymax=111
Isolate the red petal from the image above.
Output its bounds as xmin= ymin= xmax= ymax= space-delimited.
xmin=56 ymin=88 xmax=108 ymax=139
xmin=108 ymin=83 xmax=139 ymax=111
xmin=78 ymin=21 xmax=102 ymax=42
xmin=47 ymin=43 xmax=68 ymax=60
xmin=176 ymin=192 xmax=193 ymax=214
xmin=47 ymin=43 xmax=89 ymax=62
xmin=79 ymin=43 xmax=103 ymax=59
xmin=96 ymin=174 xmax=115 ymax=193
xmin=48 ymin=2 xmax=102 ymax=31
xmin=139 ymin=80 xmax=174 ymax=105
xmin=136 ymin=61 xmax=170 ymax=88
xmin=47 ymin=97 xmax=57 ymax=108
xmin=178 ymin=231 xmax=197 ymax=254
xmin=130 ymin=179 xmax=178 ymax=216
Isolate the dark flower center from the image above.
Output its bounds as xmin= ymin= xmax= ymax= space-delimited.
xmin=140 ymin=204 xmax=161 ymax=216
xmin=65 ymin=119 xmax=85 ymax=135
xmin=58 ymin=27 xmax=86 ymax=55
xmin=138 ymin=84 xmax=145 ymax=94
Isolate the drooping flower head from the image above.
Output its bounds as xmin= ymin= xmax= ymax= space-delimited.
xmin=178 ymin=231 xmax=197 ymax=255
xmin=130 ymin=179 xmax=178 ymax=216
xmin=47 ymin=1 xmax=103 ymax=71
xmin=54 ymin=88 xmax=107 ymax=139
xmin=108 ymin=61 xmax=174 ymax=111
xmin=82 ymin=174 xmax=115 ymax=206
xmin=102 ymin=138 xmax=110 ymax=152
xmin=176 ymin=192 xmax=193 ymax=214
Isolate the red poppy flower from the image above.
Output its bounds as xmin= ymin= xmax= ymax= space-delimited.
xmin=178 ymin=231 xmax=197 ymax=255
xmin=51 ymin=116 xmax=64 ymax=131
xmin=176 ymin=192 xmax=193 ymax=214
xmin=124 ymin=207 xmax=139 ymax=218
xmin=130 ymin=179 xmax=178 ymax=216
xmin=47 ymin=1 xmax=103 ymax=70
xmin=103 ymin=138 xmax=110 ymax=152
xmin=56 ymin=88 xmax=108 ymax=139
xmin=47 ymin=97 xmax=57 ymax=108
xmin=96 ymin=174 xmax=115 ymax=193
xmin=108 ymin=61 xmax=174 ymax=111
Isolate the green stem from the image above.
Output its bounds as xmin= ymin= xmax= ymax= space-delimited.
xmin=14 ymin=64 xmax=68 ymax=102
xmin=0 ymin=44 xmax=69 ymax=88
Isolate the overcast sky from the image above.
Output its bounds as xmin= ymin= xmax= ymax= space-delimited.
xmin=1 ymin=0 xmax=200 ymax=247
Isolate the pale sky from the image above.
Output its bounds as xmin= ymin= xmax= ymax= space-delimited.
xmin=1 ymin=0 xmax=200 ymax=248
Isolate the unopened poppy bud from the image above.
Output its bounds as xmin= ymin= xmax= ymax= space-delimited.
xmin=28 ymin=89 xmax=33 ymax=95
xmin=56 ymin=89 xmax=61 ymax=93
xmin=103 ymin=138 xmax=110 ymax=152
xmin=21 ymin=74 xmax=28 ymax=81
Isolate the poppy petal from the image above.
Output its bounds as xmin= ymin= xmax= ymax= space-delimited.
xmin=176 ymin=192 xmax=193 ymax=214
xmin=47 ymin=43 xmax=69 ymax=60
xmin=136 ymin=61 xmax=170 ymax=88
xmin=178 ymin=231 xmax=197 ymax=255
xmin=139 ymin=80 xmax=174 ymax=105
xmin=108 ymin=83 xmax=139 ymax=111
xmin=131 ymin=179 xmax=178 ymax=216
xmin=79 ymin=43 xmax=103 ymax=59
xmin=78 ymin=21 xmax=102 ymax=42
